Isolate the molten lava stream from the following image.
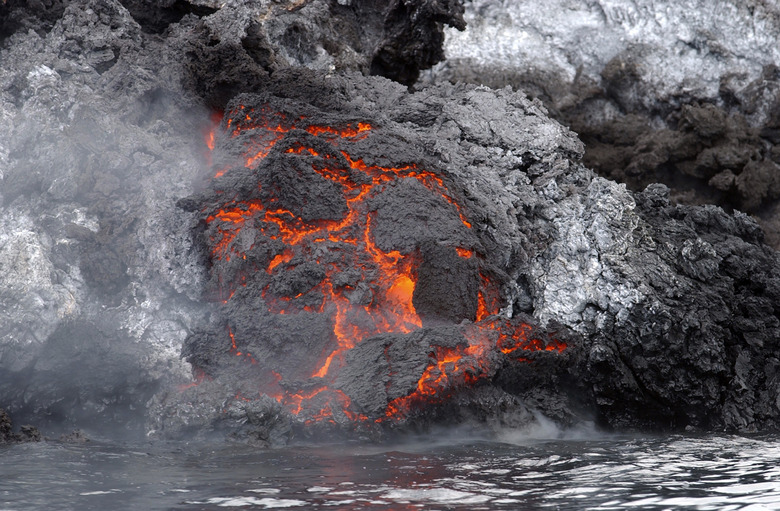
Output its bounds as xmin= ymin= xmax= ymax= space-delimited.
xmin=381 ymin=342 xmax=489 ymax=422
xmin=310 ymin=250 xmax=421 ymax=380
xmin=380 ymin=284 xmax=569 ymax=422
xmin=308 ymin=212 xmax=422 ymax=380
xmin=363 ymin=213 xmax=421 ymax=330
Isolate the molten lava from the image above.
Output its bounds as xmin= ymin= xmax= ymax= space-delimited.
xmin=202 ymin=111 xmax=223 ymax=167
xmin=196 ymin=105 xmax=568 ymax=426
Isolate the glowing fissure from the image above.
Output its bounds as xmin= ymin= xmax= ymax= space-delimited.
xmin=199 ymin=107 xmax=567 ymax=424
xmin=382 ymin=343 xmax=488 ymax=421
xmin=203 ymin=111 xmax=223 ymax=166
xmin=379 ymin=315 xmax=568 ymax=421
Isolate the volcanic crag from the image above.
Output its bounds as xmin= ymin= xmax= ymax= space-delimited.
xmin=428 ymin=0 xmax=780 ymax=249
xmin=149 ymin=82 xmax=582 ymax=443
xmin=0 ymin=0 xmax=779 ymax=443
xmin=149 ymin=73 xmax=780 ymax=443
xmin=0 ymin=0 xmax=466 ymax=437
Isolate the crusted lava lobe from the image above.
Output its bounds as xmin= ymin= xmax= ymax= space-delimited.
xmin=155 ymin=72 xmax=780 ymax=442
xmin=158 ymin=83 xmax=580 ymax=442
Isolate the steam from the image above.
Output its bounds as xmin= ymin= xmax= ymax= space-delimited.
xmin=348 ymin=413 xmax=604 ymax=453
xmin=0 ymin=4 xmax=218 ymax=436
xmin=495 ymin=412 xmax=604 ymax=444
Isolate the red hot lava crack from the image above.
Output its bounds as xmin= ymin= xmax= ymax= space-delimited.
xmin=194 ymin=105 xmax=567 ymax=425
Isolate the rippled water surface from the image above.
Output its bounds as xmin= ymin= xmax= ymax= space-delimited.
xmin=3 ymin=432 xmax=780 ymax=510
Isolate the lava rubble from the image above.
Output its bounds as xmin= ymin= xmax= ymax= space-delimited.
xmin=0 ymin=0 xmax=467 ymax=439
xmin=155 ymin=73 xmax=780 ymax=442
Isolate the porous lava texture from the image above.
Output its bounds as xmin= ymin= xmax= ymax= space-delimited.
xmin=427 ymin=0 xmax=780 ymax=249
xmin=0 ymin=0 xmax=463 ymax=437
xmin=148 ymin=72 xmax=780 ymax=443
xmin=150 ymin=79 xmax=583 ymax=443
xmin=2 ymin=0 xmax=779 ymax=443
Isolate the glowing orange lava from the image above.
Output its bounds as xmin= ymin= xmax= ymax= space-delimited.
xmin=200 ymin=106 xmax=567 ymax=424
xmin=203 ymin=111 xmax=223 ymax=167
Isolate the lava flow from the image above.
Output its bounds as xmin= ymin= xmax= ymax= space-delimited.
xmin=381 ymin=313 xmax=568 ymax=422
xmin=190 ymin=103 xmax=568 ymax=426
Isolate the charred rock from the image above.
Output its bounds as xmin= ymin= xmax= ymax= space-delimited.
xmin=0 ymin=408 xmax=41 ymax=444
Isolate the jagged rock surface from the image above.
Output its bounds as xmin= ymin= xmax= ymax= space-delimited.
xmin=0 ymin=0 xmax=208 ymax=436
xmin=426 ymin=0 xmax=780 ymax=249
xmin=0 ymin=0 xmax=461 ymax=436
xmin=154 ymin=72 xmax=780 ymax=440
xmin=1 ymin=0 xmax=779 ymax=441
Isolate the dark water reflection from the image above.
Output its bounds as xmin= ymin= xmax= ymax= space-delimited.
xmin=2 ymin=432 xmax=780 ymax=510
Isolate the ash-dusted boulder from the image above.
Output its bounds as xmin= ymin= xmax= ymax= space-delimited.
xmin=427 ymin=0 xmax=780 ymax=249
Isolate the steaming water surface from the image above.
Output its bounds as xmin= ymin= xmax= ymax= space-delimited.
xmin=3 ymin=433 xmax=780 ymax=510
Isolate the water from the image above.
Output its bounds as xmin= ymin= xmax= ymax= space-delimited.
xmin=3 ymin=432 xmax=780 ymax=510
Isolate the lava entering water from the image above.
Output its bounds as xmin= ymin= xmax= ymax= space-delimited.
xmin=191 ymin=104 xmax=567 ymax=426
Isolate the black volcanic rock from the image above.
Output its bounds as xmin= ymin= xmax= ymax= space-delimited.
xmin=0 ymin=0 xmax=465 ymax=437
xmin=151 ymin=71 xmax=780 ymax=441
xmin=589 ymin=186 xmax=780 ymax=430
xmin=367 ymin=0 xmax=466 ymax=85
xmin=0 ymin=408 xmax=40 ymax=444
xmin=148 ymin=76 xmax=587 ymax=439
xmin=2 ymin=0 xmax=779 ymax=443
xmin=0 ymin=408 xmax=14 ymax=444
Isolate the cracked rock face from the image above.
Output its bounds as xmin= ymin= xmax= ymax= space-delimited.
xmin=147 ymin=78 xmax=585 ymax=442
xmin=1 ymin=0 xmax=779 ymax=442
xmin=428 ymin=0 xmax=780 ymax=249
xmin=152 ymin=72 xmax=780 ymax=441
xmin=0 ymin=0 xmax=463 ymax=437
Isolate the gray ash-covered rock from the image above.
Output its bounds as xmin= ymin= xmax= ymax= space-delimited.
xmin=426 ymin=0 xmax=780 ymax=249
xmin=120 ymin=0 xmax=464 ymax=103
xmin=0 ymin=0 xmax=209 ymax=436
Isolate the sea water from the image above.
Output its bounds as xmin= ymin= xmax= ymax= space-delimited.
xmin=2 ymin=431 xmax=780 ymax=510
